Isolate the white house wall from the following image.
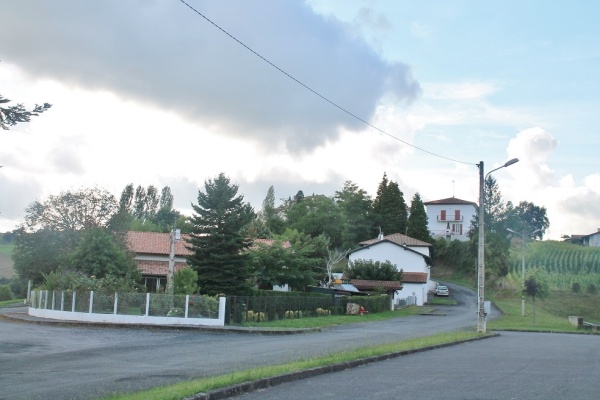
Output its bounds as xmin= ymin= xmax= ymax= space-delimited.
xmin=426 ymin=203 xmax=476 ymax=242
xmin=348 ymin=242 xmax=429 ymax=274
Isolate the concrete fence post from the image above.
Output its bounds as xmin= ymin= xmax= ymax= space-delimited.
xmin=218 ymin=296 xmax=226 ymax=324
xmin=72 ymin=292 xmax=76 ymax=313
xmin=185 ymin=295 xmax=190 ymax=318
xmin=61 ymin=291 xmax=65 ymax=311
xmin=89 ymin=291 xmax=94 ymax=313
xmin=145 ymin=293 xmax=150 ymax=316
xmin=52 ymin=291 xmax=56 ymax=310
xmin=113 ymin=292 xmax=118 ymax=315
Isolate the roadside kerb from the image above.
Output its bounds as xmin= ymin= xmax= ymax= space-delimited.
xmin=0 ymin=311 xmax=321 ymax=335
xmin=184 ymin=333 xmax=500 ymax=400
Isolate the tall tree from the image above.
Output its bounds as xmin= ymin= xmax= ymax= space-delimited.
xmin=66 ymin=228 xmax=139 ymax=279
xmin=286 ymin=195 xmax=343 ymax=248
xmin=14 ymin=188 xmax=125 ymax=283
xmin=407 ymin=192 xmax=432 ymax=242
xmin=506 ymin=201 xmax=550 ymax=239
xmin=335 ymin=181 xmax=373 ymax=249
xmin=372 ymin=173 xmax=408 ymax=236
xmin=0 ymin=94 xmax=51 ymax=130
xmin=186 ymin=173 xmax=255 ymax=295
xmin=133 ymin=186 xmax=147 ymax=220
xmin=25 ymin=187 xmax=118 ymax=232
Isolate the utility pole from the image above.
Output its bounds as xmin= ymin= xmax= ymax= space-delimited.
xmin=166 ymin=228 xmax=180 ymax=296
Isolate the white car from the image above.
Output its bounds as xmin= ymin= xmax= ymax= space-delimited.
xmin=435 ymin=285 xmax=449 ymax=296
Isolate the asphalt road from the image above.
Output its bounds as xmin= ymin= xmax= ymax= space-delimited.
xmin=0 ymin=284 xmax=506 ymax=400
xmin=237 ymin=331 xmax=600 ymax=400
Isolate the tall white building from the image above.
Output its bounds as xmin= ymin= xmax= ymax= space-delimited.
xmin=424 ymin=197 xmax=477 ymax=242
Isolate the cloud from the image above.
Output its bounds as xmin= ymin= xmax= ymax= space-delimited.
xmin=0 ymin=0 xmax=420 ymax=153
xmin=506 ymin=127 xmax=558 ymax=186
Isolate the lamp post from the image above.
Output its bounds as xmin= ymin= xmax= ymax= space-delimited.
xmin=477 ymin=158 xmax=519 ymax=333
xmin=507 ymin=227 xmax=541 ymax=317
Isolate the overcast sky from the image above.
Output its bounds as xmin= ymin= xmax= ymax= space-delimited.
xmin=1 ymin=0 xmax=599 ymax=240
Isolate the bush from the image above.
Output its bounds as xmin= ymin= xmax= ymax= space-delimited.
xmin=586 ymin=284 xmax=597 ymax=294
xmin=174 ymin=268 xmax=199 ymax=295
xmin=0 ymin=285 xmax=14 ymax=301
xmin=571 ymin=282 xmax=581 ymax=293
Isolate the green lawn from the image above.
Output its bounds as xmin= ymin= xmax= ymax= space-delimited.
xmin=240 ymin=306 xmax=431 ymax=328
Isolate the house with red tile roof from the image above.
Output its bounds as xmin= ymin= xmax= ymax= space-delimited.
xmin=348 ymin=232 xmax=433 ymax=306
xmin=127 ymin=231 xmax=293 ymax=292
xmin=424 ymin=196 xmax=477 ymax=242
xmin=127 ymin=231 xmax=192 ymax=292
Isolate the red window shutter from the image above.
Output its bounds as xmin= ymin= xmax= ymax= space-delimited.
xmin=440 ymin=210 xmax=446 ymax=221
xmin=455 ymin=210 xmax=460 ymax=220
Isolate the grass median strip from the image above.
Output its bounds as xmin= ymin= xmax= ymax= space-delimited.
xmin=103 ymin=330 xmax=490 ymax=400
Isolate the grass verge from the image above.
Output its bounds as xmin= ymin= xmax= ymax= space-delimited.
xmin=240 ymin=306 xmax=431 ymax=328
xmin=102 ymin=330 xmax=488 ymax=400
xmin=488 ymin=297 xmax=591 ymax=332
xmin=0 ymin=299 xmax=25 ymax=307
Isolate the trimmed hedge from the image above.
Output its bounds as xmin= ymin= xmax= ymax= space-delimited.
xmin=226 ymin=293 xmax=390 ymax=324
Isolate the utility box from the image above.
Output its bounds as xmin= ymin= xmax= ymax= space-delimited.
xmin=484 ymin=301 xmax=491 ymax=315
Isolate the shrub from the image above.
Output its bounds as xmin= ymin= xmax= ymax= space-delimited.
xmin=174 ymin=268 xmax=199 ymax=295
xmin=0 ymin=285 xmax=14 ymax=301
xmin=571 ymin=282 xmax=581 ymax=293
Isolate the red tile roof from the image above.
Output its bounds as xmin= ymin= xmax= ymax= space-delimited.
xmin=402 ymin=272 xmax=428 ymax=283
xmin=252 ymin=238 xmax=292 ymax=248
xmin=127 ymin=231 xmax=192 ymax=257
xmin=350 ymin=279 xmax=402 ymax=290
xmin=423 ymin=197 xmax=477 ymax=207
xmin=360 ymin=233 xmax=432 ymax=247
xmin=136 ymin=260 xmax=189 ymax=276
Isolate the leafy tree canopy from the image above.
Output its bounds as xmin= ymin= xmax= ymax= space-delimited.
xmin=372 ymin=173 xmax=408 ymax=236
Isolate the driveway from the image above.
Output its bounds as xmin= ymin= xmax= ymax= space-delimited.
xmin=1 ymin=283 xmax=497 ymax=400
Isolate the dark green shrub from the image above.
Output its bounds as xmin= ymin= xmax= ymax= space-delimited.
xmin=0 ymin=285 xmax=14 ymax=301
xmin=586 ymin=284 xmax=597 ymax=294
xmin=571 ymin=282 xmax=581 ymax=293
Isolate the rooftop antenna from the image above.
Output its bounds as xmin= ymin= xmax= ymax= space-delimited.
xmin=452 ymin=180 xmax=455 ymax=197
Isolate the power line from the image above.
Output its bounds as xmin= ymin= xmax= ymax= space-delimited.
xmin=177 ymin=0 xmax=475 ymax=166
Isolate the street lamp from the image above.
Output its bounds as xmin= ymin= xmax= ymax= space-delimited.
xmin=507 ymin=227 xmax=541 ymax=317
xmin=477 ymin=158 xmax=519 ymax=333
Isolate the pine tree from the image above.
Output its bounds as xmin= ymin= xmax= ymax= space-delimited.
xmin=407 ymin=192 xmax=431 ymax=242
xmin=372 ymin=173 xmax=408 ymax=235
xmin=186 ymin=173 xmax=255 ymax=295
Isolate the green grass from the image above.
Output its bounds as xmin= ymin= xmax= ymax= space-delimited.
xmin=240 ymin=306 xmax=431 ymax=328
xmin=488 ymin=298 xmax=583 ymax=332
xmin=101 ymin=330 xmax=488 ymax=400
xmin=427 ymin=297 xmax=457 ymax=306
xmin=0 ymin=244 xmax=13 ymax=256
xmin=0 ymin=298 xmax=25 ymax=307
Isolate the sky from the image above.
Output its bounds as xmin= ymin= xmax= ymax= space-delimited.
xmin=1 ymin=0 xmax=599 ymax=240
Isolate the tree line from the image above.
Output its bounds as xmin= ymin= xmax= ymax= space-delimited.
xmin=10 ymin=170 xmax=550 ymax=297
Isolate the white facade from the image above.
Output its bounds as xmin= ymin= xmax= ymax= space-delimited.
xmin=348 ymin=234 xmax=432 ymax=306
xmin=424 ymin=197 xmax=477 ymax=242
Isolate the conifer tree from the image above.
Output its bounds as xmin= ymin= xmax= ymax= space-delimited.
xmin=372 ymin=173 xmax=408 ymax=235
xmin=407 ymin=192 xmax=432 ymax=242
xmin=186 ymin=173 xmax=255 ymax=295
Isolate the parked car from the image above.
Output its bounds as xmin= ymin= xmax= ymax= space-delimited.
xmin=435 ymin=285 xmax=449 ymax=296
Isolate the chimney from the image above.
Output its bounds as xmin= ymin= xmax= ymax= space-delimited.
xmin=377 ymin=227 xmax=384 ymax=240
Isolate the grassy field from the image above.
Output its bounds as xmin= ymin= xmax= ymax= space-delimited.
xmin=0 ymin=244 xmax=15 ymax=279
